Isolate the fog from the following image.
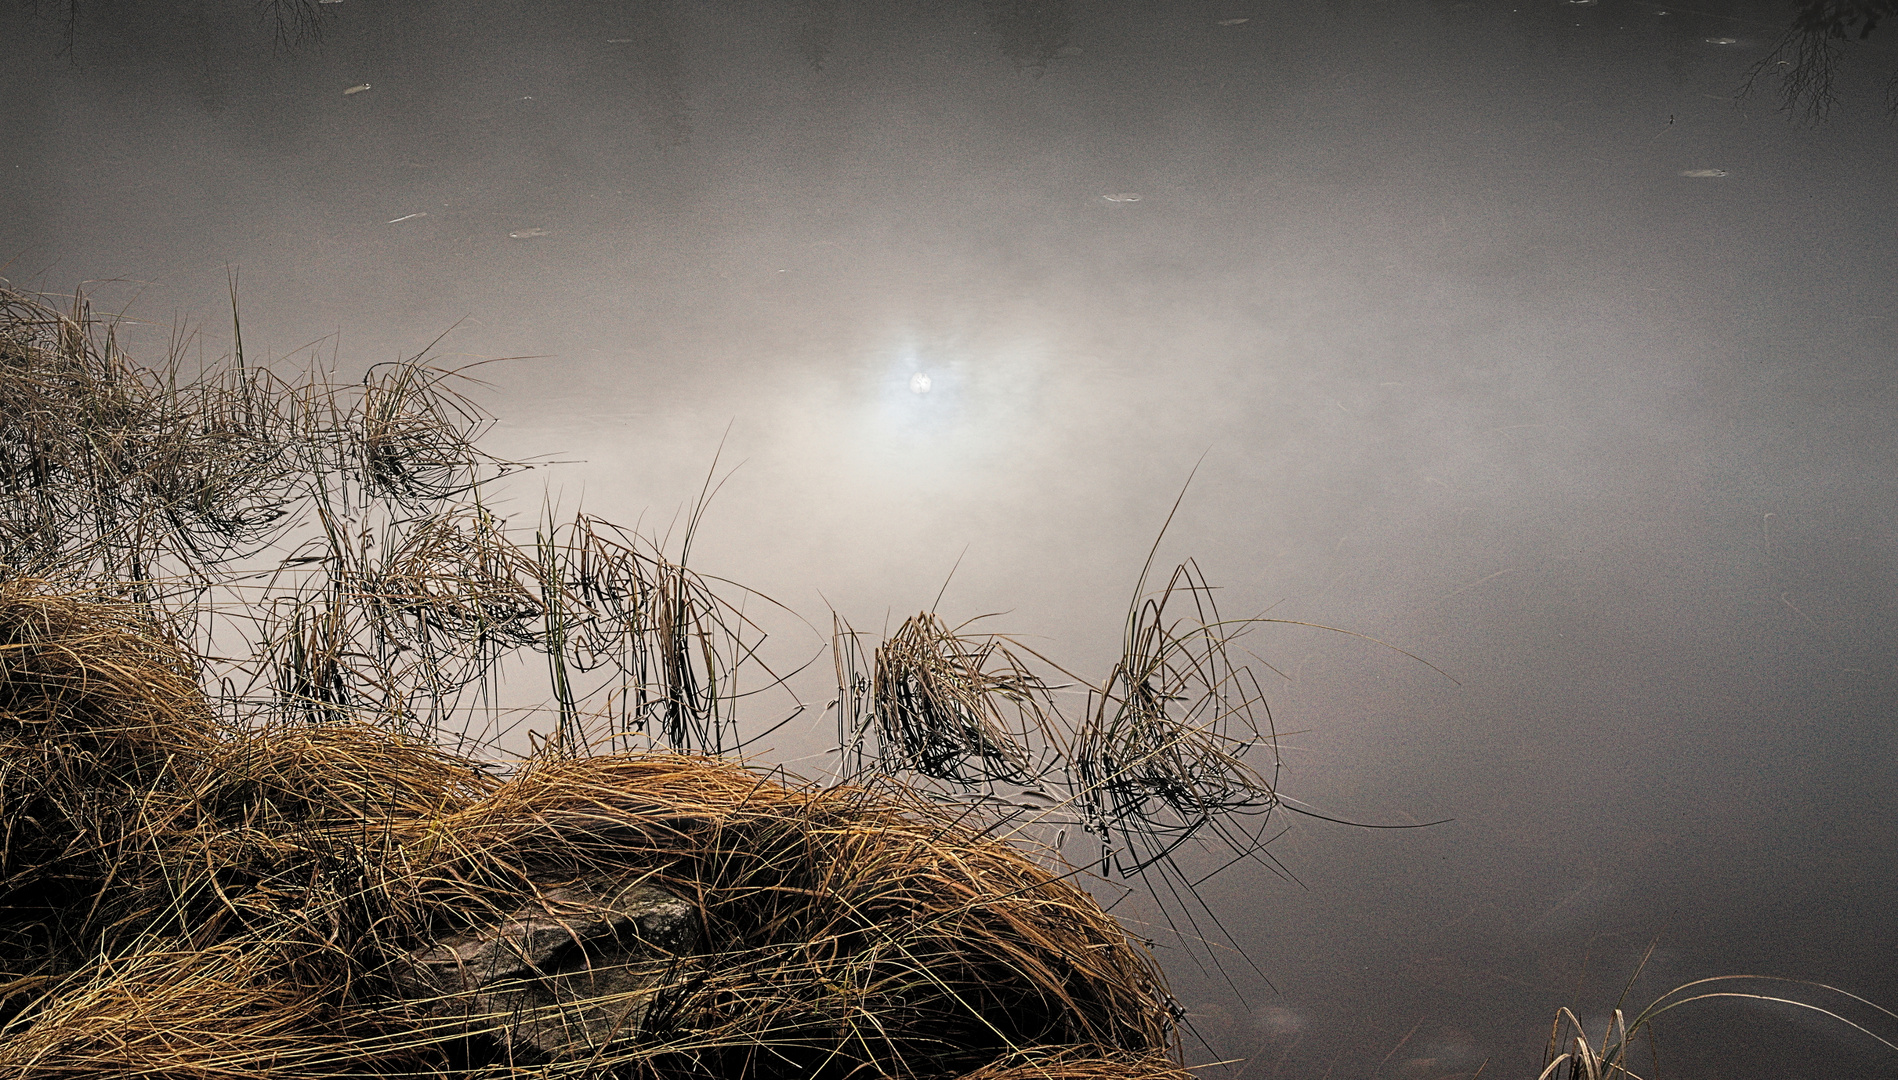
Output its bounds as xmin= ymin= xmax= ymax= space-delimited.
xmin=4 ymin=0 xmax=1897 ymax=1076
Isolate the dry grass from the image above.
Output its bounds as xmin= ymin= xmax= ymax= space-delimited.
xmin=1538 ymin=965 xmax=1898 ymax=1080
xmin=1076 ymin=556 xmax=1277 ymax=878
xmin=0 ymin=287 xmax=301 ymax=589
xmin=957 ymin=1046 xmax=1195 ymax=1080
xmin=822 ymin=477 xmax=1394 ymax=981
xmin=0 ymin=286 xmax=1297 ymax=914
xmin=0 ymin=577 xmax=218 ymax=971
xmin=0 ymin=579 xmax=1180 ymax=1079
xmin=427 ymin=754 xmax=1177 ymax=1078
xmin=4 ymin=281 xmax=1892 ymax=1080
xmin=0 ymin=284 xmax=791 ymax=757
xmin=0 ymin=282 xmax=498 ymax=612
xmin=835 ymin=610 xmax=1060 ymax=787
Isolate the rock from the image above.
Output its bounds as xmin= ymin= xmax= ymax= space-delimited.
xmin=396 ymin=879 xmax=698 ymax=1064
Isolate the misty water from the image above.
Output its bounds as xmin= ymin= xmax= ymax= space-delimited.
xmin=4 ymin=0 xmax=1897 ymax=1076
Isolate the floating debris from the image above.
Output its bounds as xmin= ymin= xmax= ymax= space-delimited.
xmin=386 ymin=212 xmax=427 ymax=224
xmin=508 ymin=228 xmax=551 ymax=239
xmin=1679 ymin=168 xmax=1729 ymax=177
xmin=1054 ymin=44 xmax=1084 ymax=56
xmin=317 ymin=0 xmax=343 ymax=5
xmin=1102 ymin=193 xmax=1143 ymax=203
xmin=605 ymin=38 xmax=633 ymax=42
xmin=1704 ymin=36 xmax=1738 ymax=44
xmin=1217 ymin=17 xmax=1250 ymax=25
xmin=343 ymin=83 xmax=371 ymax=96
xmin=1565 ymin=0 xmax=1597 ymax=6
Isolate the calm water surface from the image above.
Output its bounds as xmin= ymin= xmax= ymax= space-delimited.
xmin=3 ymin=1 xmax=1896 ymax=1075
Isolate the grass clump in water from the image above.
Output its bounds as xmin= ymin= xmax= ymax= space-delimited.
xmin=3 ymin=282 xmax=1890 ymax=1080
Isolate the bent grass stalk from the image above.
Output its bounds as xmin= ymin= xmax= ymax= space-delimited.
xmin=1539 ymin=975 xmax=1898 ymax=1080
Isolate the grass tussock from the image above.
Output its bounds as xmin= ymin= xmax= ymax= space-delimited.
xmin=956 ymin=1046 xmax=1195 ymax=1080
xmin=0 ymin=577 xmax=217 ymax=958
xmin=842 ymin=610 xmax=1060 ymax=786
xmin=34 ymin=280 xmax=1875 ymax=1080
xmin=0 ymin=579 xmax=1183 ymax=1079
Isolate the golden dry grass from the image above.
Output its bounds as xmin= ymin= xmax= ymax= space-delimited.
xmin=0 ymin=580 xmax=1182 ymax=1079
xmin=4 ymin=280 xmax=1892 ymax=1080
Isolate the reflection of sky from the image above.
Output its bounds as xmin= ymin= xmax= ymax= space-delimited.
xmin=878 ymin=339 xmax=962 ymax=443
xmin=5 ymin=1 xmax=1898 ymax=1076
xmin=858 ymin=327 xmax=1050 ymax=485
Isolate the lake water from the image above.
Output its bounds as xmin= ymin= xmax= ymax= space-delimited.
xmin=4 ymin=1 xmax=1896 ymax=1076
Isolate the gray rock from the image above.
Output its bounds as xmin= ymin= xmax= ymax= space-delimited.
xmin=397 ymin=879 xmax=698 ymax=1064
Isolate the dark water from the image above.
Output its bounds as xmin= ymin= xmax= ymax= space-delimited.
xmin=4 ymin=1 xmax=1897 ymax=1076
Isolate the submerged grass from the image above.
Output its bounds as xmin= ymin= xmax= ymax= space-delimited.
xmin=0 ymin=282 xmax=786 ymax=756
xmin=0 ymin=281 xmax=1255 ymax=1076
xmin=839 ymin=609 xmax=1061 ymax=787
xmin=4 ymin=282 xmax=1890 ymax=1079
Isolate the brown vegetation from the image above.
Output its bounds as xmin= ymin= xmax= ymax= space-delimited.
xmin=0 ymin=579 xmax=1180 ymax=1078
